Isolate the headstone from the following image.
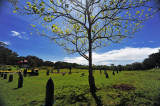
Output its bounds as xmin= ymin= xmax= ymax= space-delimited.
xmin=3 ymin=74 xmax=7 ymax=79
xmin=113 ymin=71 xmax=115 ymax=75
xmin=8 ymin=75 xmax=13 ymax=82
xmin=18 ymin=74 xmax=23 ymax=88
xmin=45 ymin=78 xmax=54 ymax=106
xmin=47 ymin=70 xmax=49 ymax=76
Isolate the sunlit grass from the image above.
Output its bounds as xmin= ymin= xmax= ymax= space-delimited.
xmin=0 ymin=68 xmax=160 ymax=105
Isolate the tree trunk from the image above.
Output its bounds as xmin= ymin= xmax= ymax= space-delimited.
xmin=88 ymin=33 xmax=96 ymax=93
xmin=86 ymin=0 xmax=96 ymax=93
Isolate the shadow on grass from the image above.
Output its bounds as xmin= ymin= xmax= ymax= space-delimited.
xmin=154 ymin=94 xmax=160 ymax=106
xmin=13 ymin=88 xmax=20 ymax=90
xmin=6 ymin=81 xmax=13 ymax=83
xmin=55 ymin=85 xmax=92 ymax=105
xmin=91 ymin=92 xmax=103 ymax=106
xmin=0 ymin=97 xmax=6 ymax=106
xmin=55 ymin=85 xmax=103 ymax=105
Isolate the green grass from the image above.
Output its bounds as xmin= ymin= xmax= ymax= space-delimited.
xmin=0 ymin=69 xmax=160 ymax=106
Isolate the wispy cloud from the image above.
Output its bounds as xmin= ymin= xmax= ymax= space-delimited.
xmin=11 ymin=31 xmax=29 ymax=40
xmin=132 ymin=43 xmax=137 ymax=45
xmin=11 ymin=31 xmax=21 ymax=37
xmin=149 ymin=41 xmax=154 ymax=43
xmin=132 ymin=42 xmax=145 ymax=45
xmin=64 ymin=47 xmax=160 ymax=66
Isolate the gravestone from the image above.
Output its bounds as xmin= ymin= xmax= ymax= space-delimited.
xmin=45 ymin=78 xmax=54 ymax=106
xmin=47 ymin=70 xmax=49 ymax=76
xmin=18 ymin=74 xmax=23 ymax=88
xmin=3 ymin=74 xmax=7 ymax=79
xmin=113 ymin=71 xmax=115 ymax=75
xmin=8 ymin=75 xmax=13 ymax=82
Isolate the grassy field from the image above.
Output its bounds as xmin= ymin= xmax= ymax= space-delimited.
xmin=0 ymin=68 xmax=160 ymax=106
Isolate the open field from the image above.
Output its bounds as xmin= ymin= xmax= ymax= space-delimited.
xmin=0 ymin=68 xmax=160 ymax=106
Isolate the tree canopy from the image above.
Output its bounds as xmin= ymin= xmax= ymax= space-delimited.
xmin=8 ymin=0 xmax=158 ymax=60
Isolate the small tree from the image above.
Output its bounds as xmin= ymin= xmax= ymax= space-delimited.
xmin=8 ymin=0 xmax=158 ymax=93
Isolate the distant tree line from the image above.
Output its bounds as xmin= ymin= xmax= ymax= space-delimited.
xmin=75 ymin=50 xmax=160 ymax=71
xmin=54 ymin=49 xmax=160 ymax=70
xmin=0 ymin=41 xmax=160 ymax=70
xmin=0 ymin=42 xmax=54 ymax=67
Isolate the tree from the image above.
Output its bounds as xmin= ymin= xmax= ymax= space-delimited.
xmin=43 ymin=61 xmax=54 ymax=66
xmin=0 ymin=42 xmax=18 ymax=65
xmin=26 ymin=55 xmax=44 ymax=66
xmin=0 ymin=42 xmax=7 ymax=47
xmin=131 ymin=62 xmax=143 ymax=70
xmin=142 ymin=50 xmax=160 ymax=69
xmin=8 ymin=0 xmax=158 ymax=93
xmin=142 ymin=58 xmax=156 ymax=69
xmin=149 ymin=50 xmax=160 ymax=67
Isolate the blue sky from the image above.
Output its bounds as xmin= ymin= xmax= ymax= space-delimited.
xmin=0 ymin=1 xmax=160 ymax=66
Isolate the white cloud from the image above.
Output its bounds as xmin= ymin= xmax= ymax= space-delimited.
xmin=63 ymin=47 xmax=160 ymax=66
xmin=11 ymin=31 xmax=29 ymax=40
xmin=149 ymin=41 xmax=154 ymax=43
xmin=132 ymin=43 xmax=137 ymax=45
xmin=11 ymin=31 xmax=21 ymax=37
xmin=132 ymin=42 xmax=145 ymax=45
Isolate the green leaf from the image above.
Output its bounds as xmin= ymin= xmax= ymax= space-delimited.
xmin=13 ymin=10 xmax=17 ymax=13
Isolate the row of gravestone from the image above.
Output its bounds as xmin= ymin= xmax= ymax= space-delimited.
xmin=0 ymin=72 xmax=55 ymax=106
xmin=0 ymin=73 xmax=23 ymax=88
xmin=99 ymin=69 xmax=121 ymax=79
xmin=46 ymin=69 xmax=76 ymax=76
xmin=46 ymin=68 xmax=121 ymax=78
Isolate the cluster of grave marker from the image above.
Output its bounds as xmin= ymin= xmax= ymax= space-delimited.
xmin=0 ymin=71 xmax=54 ymax=106
xmin=0 ymin=72 xmax=23 ymax=88
xmin=99 ymin=67 xmax=122 ymax=79
xmin=0 ymin=67 xmax=122 ymax=106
